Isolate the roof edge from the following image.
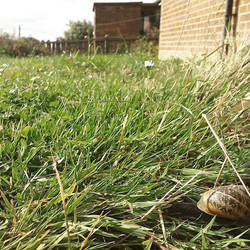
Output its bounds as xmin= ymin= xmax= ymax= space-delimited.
xmin=93 ymin=1 xmax=161 ymax=11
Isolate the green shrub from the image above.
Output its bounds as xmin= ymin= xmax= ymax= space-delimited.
xmin=130 ymin=36 xmax=158 ymax=57
xmin=0 ymin=33 xmax=15 ymax=56
xmin=0 ymin=34 xmax=50 ymax=57
xmin=13 ymin=37 xmax=50 ymax=56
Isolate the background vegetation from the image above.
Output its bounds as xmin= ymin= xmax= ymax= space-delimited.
xmin=0 ymin=42 xmax=249 ymax=249
xmin=0 ymin=32 xmax=50 ymax=57
xmin=63 ymin=20 xmax=94 ymax=40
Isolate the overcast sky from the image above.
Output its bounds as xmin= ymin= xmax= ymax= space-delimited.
xmin=0 ymin=0 xmax=156 ymax=41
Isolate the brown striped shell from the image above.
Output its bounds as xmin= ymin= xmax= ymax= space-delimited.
xmin=197 ymin=185 xmax=250 ymax=220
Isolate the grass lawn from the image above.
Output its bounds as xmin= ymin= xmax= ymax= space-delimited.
xmin=0 ymin=52 xmax=249 ymax=249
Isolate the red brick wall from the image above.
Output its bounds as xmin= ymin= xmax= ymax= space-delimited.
xmin=236 ymin=0 xmax=250 ymax=36
xmin=159 ymin=0 xmax=250 ymax=59
xmin=94 ymin=3 xmax=142 ymax=38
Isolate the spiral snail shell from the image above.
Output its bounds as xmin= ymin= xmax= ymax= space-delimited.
xmin=197 ymin=185 xmax=250 ymax=220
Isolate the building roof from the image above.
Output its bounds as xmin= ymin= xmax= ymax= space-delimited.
xmin=94 ymin=1 xmax=142 ymax=5
xmin=93 ymin=1 xmax=160 ymax=9
xmin=94 ymin=1 xmax=157 ymax=3
xmin=93 ymin=1 xmax=159 ymax=5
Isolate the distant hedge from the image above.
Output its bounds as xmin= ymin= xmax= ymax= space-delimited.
xmin=0 ymin=34 xmax=50 ymax=57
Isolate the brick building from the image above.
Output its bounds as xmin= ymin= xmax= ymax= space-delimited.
xmin=159 ymin=0 xmax=250 ymax=59
xmin=93 ymin=1 xmax=161 ymax=39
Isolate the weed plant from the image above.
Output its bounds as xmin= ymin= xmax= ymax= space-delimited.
xmin=130 ymin=36 xmax=159 ymax=57
xmin=0 ymin=48 xmax=249 ymax=249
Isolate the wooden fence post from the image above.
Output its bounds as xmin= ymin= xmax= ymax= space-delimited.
xmin=68 ymin=41 xmax=71 ymax=52
xmin=46 ymin=40 xmax=51 ymax=53
xmin=52 ymin=42 xmax=56 ymax=54
xmin=104 ymin=35 xmax=109 ymax=54
xmin=56 ymin=40 xmax=60 ymax=53
xmin=61 ymin=40 xmax=65 ymax=52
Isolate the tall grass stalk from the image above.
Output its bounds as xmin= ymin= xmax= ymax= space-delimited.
xmin=202 ymin=114 xmax=249 ymax=196
xmin=52 ymin=158 xmax=71 ymax=249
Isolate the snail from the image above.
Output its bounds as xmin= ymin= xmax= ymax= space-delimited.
xmin=197 ymin=185 xmax=250 ymax=220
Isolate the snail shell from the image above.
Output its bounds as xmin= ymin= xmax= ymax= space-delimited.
xmin=197 ymin=185 xmax=250 ymax=220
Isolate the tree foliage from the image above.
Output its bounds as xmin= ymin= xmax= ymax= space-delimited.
xmin=64 ymin=20 xmax=93 ymax=40
xmin=0 ymin=33 xmax=50 ymax=57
